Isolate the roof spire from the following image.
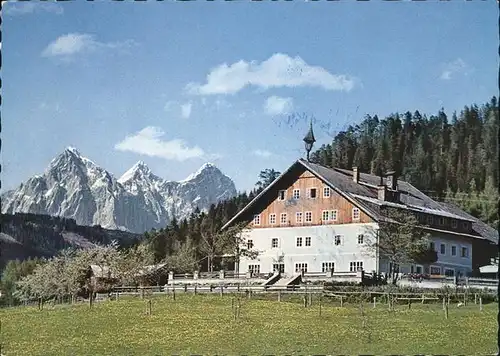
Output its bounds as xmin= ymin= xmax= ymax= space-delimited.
xmin=302 ymin=118 xmax=316 ymax=162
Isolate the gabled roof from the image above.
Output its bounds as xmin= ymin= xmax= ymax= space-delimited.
xmin=221 ymin=159 xmax=498 ymax=243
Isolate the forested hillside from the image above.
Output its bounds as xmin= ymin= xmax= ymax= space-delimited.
xmin=145 ymin=97 xmax=498 ymax=268
xmin=310 ymin=97 xmax=499 ymax=227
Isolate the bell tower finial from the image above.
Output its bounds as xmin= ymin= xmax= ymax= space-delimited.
xmin=302 ymin=119 xmax=316 ymax=162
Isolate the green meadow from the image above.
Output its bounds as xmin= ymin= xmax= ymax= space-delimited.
xmin=0 ymin=294 xmax=497 ymax=355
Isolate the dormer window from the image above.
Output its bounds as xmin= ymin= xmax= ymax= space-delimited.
xmin=278 ymin=190 xmax=286 ymax=201
xmin=438 ymin=217 xmax=445 ymax=226
xmin=462 ymin=222 xmax=469 ymax=230
xmin=451 ymin=219 xmax=457 ymax=228
xmin=427 ymin=216 xmax=433 ymax=225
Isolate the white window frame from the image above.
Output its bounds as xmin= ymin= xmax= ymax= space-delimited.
xmin=269 ymin=213 xmax=276 ymax=225
xmin=352 ymin=208 xmax=360 ymax=221
xmin=293 ymin=189 xmax=300 ymax=200
xmin=444 ymin=268 xmax=455 ymax=277
xmin=451 ymin=219 xmax=458 ymax=228
xmin=247 ymin=239 xmax=254 ymax=249
xmin=430 ymin=265 xmax=441 ymax=275
xmin=461 ymin=246 xmax=469 ymax=258
xmin=296 ymin=237 xmax=303 ymax=247
xmin=280 ymin=213 xmax=287 ymax=225
xmin=334 ymin=235 xmax=342 ymax=246
xmin=296 ymin=212 xmax=303 ymax=224
xmin=330 ymin=210 xmax=338 ymax=222
xmin=305 ymin=211 xmax=312 ymax=223
xmin=427 ymin=215 xmax=433 ymax=225
xmin=451 ymin=245 xmax=457 ymax=256
xmin=295 ymin=262 xmax=308 ymax=273
xmin=277 ymin=190 xmax=286 ymax=201
xmin=253 ymin=214 xmax=261 ymax=226
xmin=438 ymin=217 xmax=445 ymax=226
xmin=322 ymin=210 xmax=330 ymax=222
xmin=322 ymin=262 xmax=335 ymax=273
xmin=305 ymin=236 xmax=311 ymax=247
xmin=307 ymin=187 xmax=318 ymax=199
xmin=248 ymin=264 xmax=260 ymax=275
xmin=323 ymin=186 xmax=331 ymax=198
xmin=440 ymin=243 xmax=446 ymax=256
xmin=271 ymin=238 xmax=279 ymax=249
xmin=357 ymin=234 xmax=364 ymax=244
xmin=349 ymin=261 xmax=363 ymax=272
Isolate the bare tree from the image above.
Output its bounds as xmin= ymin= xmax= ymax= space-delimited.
xmin=364 ymin=208 xmax=437 ymax=284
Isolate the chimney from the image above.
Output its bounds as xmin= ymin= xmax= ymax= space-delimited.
xmin=352 ymin=167 xmax=359 ymax=183
xmin=385 ymin=171 xmax=397 ymax=191
xmin=377 ymin=184 xmax=387 ymax=201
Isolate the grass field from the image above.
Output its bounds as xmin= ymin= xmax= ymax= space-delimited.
xmin=0 ymin=294 xmax=498 ymax=355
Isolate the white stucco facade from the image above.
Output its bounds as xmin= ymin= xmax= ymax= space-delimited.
xmin=239 ymin=224 xmax=474 ymax=277
xmin=239 ymin=223 xmax=380 ymax=276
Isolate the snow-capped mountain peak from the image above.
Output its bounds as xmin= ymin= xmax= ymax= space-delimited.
xmin=118 ymin=161 xmax=154 ymax=184
xmin=2 ymin=148 xmax=237 ymax=233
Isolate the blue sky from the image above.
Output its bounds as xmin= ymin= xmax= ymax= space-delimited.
xmin=3 ymin=1 xmax=498 ymax=193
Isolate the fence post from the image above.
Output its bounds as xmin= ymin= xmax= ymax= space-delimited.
xmin=474 ymin=293 xmax=477 ymax=305
xmin=444 ymin=303 xmax=449 ymax=319
xmin=169 ymin=271 xmax=174 ymax=286
xmin=194 ymin=284 xmax=198 ymax=295
xmin=319 ymin=295 xmax=322 ymax=316
xmin=373 ymin=296 xmax=376 ymax=308
xmin=220 ymin=284 xmax=224 ymax=297
xmin=340 ymin=296 xmax=343 ymax=308
xmin=308 ymin=292 xmax=312 ymax=307
xmin=303 ymin=294 xmax=307 ymax=308
xmin=147 ymin=300 xmax=152 ymax=315
xmin=172 ymin=286 xmax=176 ymax=301
xmin=278 ymin=291 xmax=281 ymax=302
xmin=479 ymin=296 xmax=483 ymax=311
xmin=408 ymin=299 xmax=412 ymax=310
xmin=442 ymin=297 xmax=445 ymax=310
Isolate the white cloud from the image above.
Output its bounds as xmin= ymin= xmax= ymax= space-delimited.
xmin=186 ymin=53 xmax=357 ymax=95
xmin=164 ymin=101 xmax=175 ymax=112
xmin=42 ymin=33 xmax=137 ymax=58
xmin=264 ymin=96 xmax=294 ymax=116
xmin=440 ymin=58 xmax=469 ymax=80
xmin=4 ymin=2 xmax=64 ymax=16
xmin=115 ymin=126 xmax=206 ymax=161
xmin=181 ymin=102 xmax=192 ymax=119
xmin=252 ymin=149 xmax=273 ymax=158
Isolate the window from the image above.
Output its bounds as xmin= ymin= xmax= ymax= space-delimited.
xmin=278 ymin=190 xmax=286 ymax=201
xmin=295 ymin=263 xmax=308 ymax=273
xmin=322 ymin=210 xmax=330 ymax=221
xmin=444 ymin=268 xmax=455 ymax=277
xmin=248 ymin=264 xmax=260 ymax=275
xmin=430 ymin=241 xmax=436 ymax=251
xmin=415 ymin=265 xmax=423 ymax=274
xmin=305 ymin=236 xmax=311 ymax=247
xmin=273 ymin=263 xmax=285 ymax=273
xmin=322 ymin=262 xmax=335 ymax=273
xmin=308 ymin=188 xmax=317 ymax=199
xmin=451 ymin=245 xmax=457 ymax=256
xmin=296 ymin=237 xmax=303 ymax=247
xmin=440 ymin=243 xmax=446 ymax=255
xmin=271 ymin=238 xmax=279 ymax=248
xmin=293 ymin=189 xmax=300 ymax=200
xmin=350 ymin=261 xmax=363 ymax=272
xmin=280 ymin=213 xmax=287 ymax=225
xmin=438 ymin=217 xmax=445 ymax=226
xmin=269 ymin=213 xmax=276 ymax=225
xmin=357 ymin=234 xmax=364 ymax=244
xmin=247 ymin=239 xmax=254 ymax=249
xmin=330 ymin=210 xmax=338 ymax=221
xmin=334 ymin=235 xmax=342 ymax=246
xmin=253 ymin=214 xmax=261 ymax=225
xmin=430 ymin=266 xmax=441 ymax=275
xmin=352 ymin=208 xmax=360 ymax=221
xmin=427 ymin=215 xmax=433 ymax=225
xmin=461 ymin=247 xmax=469 ymax=258
xmin=296 ymin=212 xmax=303 ymax=224
xmin=323 ymin=186 xmax=331 ymax=198
xmin=462 ymin=222 xmax=469 ymax=230
xmin=451 ymin=219 xmax=458 ymax=228
xmin=305 ymin=211 xmax=312 ymax=222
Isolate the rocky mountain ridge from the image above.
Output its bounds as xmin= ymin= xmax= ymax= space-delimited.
xmin=2 ymin=147 xmax=237 ymax=233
